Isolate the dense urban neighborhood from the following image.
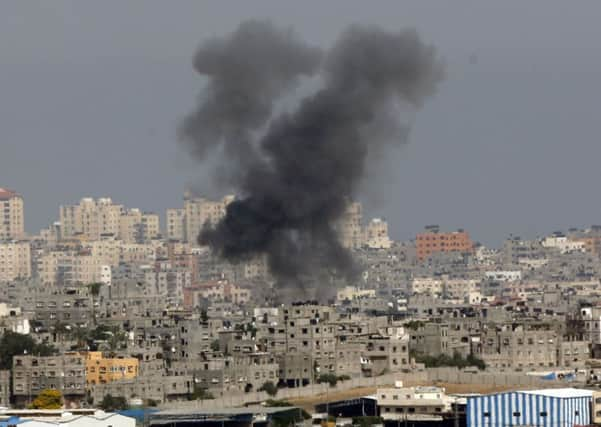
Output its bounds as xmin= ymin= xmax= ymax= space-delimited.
xmin=4 ymin=187 xmax=601 ymax=425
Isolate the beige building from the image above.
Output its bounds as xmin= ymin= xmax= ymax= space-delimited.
xmin=118 ymin=208 xmax=160 ymax=243
xmin=0 ymin=188 xmax=25 ymax=240
xmin=166 ymin=208 xmax=185 ymax=240
xmin=36 ymin=250 xmax=109 ymax=286
xmin=411 ymin=277 xmax=443 ymax=296
xmin=336 ymin=202 xmax=364 ymax=249
xmin=60 ymin=197 xmax=122 ymax=240
xmin=183 ymin=193 xmax=235 ymax=244
xmin=60 ymin=197 xmax=159 ymax=242
xmin=364 ymin=218 xmax=392 ymax=249
xmin=0 ymin=241 xmax=31 ymax=282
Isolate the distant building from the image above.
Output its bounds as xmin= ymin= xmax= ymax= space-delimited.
xmin=166 ymin=208 xmax=185 ymax=241
xmin=377 ymin=385 xmax=447 ymax=419
xmin=364 ymin=218 xmax=392 ymax=249
xmin=12 ymin=353 xmax=86 ymax=407
xmin=416 ymin=226 xmax=473 ymax=261
xmin=59 ymin=197 xmax=159 ymax=242
xmin=0 ymin=188 xmax=25 ymax=240
xmin=336 ymin=202 xmax=364 ymax=249
xmin=0 ymin=241 xmax=31 ymax=282
xmin=165 ymin=193 xmax=234 ymax=244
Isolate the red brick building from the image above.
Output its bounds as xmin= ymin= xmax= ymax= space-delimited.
xmin=416 ymin=226 xmax=473 ymax=261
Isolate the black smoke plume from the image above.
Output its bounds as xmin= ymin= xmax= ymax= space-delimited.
xmin=180 ymin=21 xmax=444 ymax=290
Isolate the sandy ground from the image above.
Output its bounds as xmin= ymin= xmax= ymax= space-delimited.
xmin=288 ymin=381 xmax=522 ymax=412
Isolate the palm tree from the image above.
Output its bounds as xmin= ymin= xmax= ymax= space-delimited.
xmin=87 ymin=282 xmax=103 ymax=327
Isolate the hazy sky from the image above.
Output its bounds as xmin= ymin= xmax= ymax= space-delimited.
xmin=2 ymin=1 xmax=601 ymax=247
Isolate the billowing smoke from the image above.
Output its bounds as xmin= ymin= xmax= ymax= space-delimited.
xmin=180 ymin=20 xmax=444 ymax=291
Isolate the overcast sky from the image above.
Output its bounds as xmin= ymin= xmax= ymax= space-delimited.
xmin=2 ymin=1 xmax=601 ymax=247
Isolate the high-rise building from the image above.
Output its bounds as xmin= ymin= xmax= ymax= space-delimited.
xmin=336 ymin=202 xmax=363 ymax=249
xmin=0 ymin=188 xmax=24 ymax=240
xmin=166 ymin=208 xmax=185 ymax=240
xmin=59 ymin=197 xmax=159 ymax=242
xmin=169 ymin=192 xmax=234 ymax=244
xmin=415 ymin=225 xmax=473 ymax=261
xmin=0 ymin=241 xmax=31 ymax=282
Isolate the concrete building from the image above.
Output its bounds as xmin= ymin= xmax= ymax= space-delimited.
xmin=416 ymin=226 xmax=473 ymax=261
xmin=12 ymin=354 xmax=86 ymax=407
xmin=0 ymin=188 xmax=25 ymax=241
xmin=0 ymin=241 xmax=31 ymax=282
xmin=477 ymin=322 xmax=558 ymax=370
xmin=377 ymin=385 xmax=447 ymax=419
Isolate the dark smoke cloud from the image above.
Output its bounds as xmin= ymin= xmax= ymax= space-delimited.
xmin=179 ymin=20 xmax=322 ymax=171
xmin=181 ymin=22 xmax=444 ymax=290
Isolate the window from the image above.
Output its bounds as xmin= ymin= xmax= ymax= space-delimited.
xmin=513 ymin=412 xmax=521 ymax=417
xmin=540 ymin=412 xmax=548 ymax=417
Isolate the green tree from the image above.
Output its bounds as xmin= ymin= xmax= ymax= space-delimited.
xmin=318 ymin=373 xmax=338 ymax=387
xmin=210 ymin=339 xmax=220 ymax=352
xmin=99 ymin=394 xmax=129 ymax=411
xmin=88 ymin=282 xmax=103 ymax=327
xmin=0 ymin=331 xmax=57 ymax=370
xmin=189 ymin=385 xmax=214 ymax=401
xmin=258 ymin=381 xmax=278 ymax=397
xmin=29 ymin=389 xmax=62 ymax=409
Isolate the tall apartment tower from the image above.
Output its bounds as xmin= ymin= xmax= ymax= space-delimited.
xmin=336 ymin=202 xmax=364 ymax=249
xmin=183 ymin=193 xmax=235 ymax=244
xmin=59 ymin=197 xmax=159 ymax=242
xmin=0 ymin=188 xmax=24 ymax=240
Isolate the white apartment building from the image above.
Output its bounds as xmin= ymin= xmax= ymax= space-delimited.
xmin=0 ymin=188 xmax=25 ymax=240
xmin=0 ymin=241 xmax=31 ymax=282
xmin=541 ymin=235 xmax=586 ymax=254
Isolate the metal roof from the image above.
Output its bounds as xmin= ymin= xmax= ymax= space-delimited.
xmin=518 ymin=388 xmax=594 ymax=398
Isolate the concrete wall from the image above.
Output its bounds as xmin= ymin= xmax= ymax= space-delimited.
xmin=157 ymin=368 xmax=568 ymax=411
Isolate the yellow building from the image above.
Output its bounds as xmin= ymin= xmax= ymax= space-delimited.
xmin=84 ymin=352 xmax=139 ymax=386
